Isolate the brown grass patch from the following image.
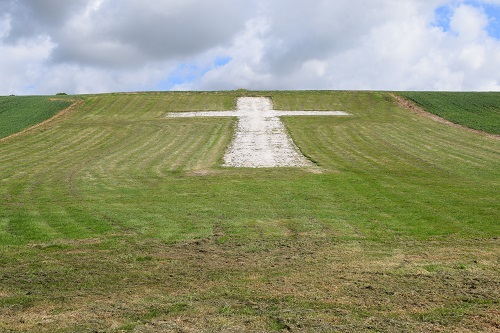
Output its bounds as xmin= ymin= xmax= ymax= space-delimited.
xmin=1 ymin=236 xmax=498 ymax=332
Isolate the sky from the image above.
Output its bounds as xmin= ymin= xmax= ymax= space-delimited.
xmin=0 ymin=0 xmax=499 ymax=95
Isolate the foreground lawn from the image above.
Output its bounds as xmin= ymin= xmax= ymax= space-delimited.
xmin=0 ymin=91 xmax=499 ymax=332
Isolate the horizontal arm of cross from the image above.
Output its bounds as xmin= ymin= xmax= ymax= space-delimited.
xmin=166 ymin=110 xmax=350 ymax=118
xmin=165 ymin=111 xmax=239 ymax=118
xmin=273 ymin=110 xmax=351 ymax=116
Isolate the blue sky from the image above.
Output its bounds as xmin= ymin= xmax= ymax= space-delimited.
xmin=478 ymin=2 xmax=500 ymax=38
xmin=434 ymin=4 xmax=457 ymax=33
xmin=159 ymin=56 xmax=232 ymax=90
xmin=0 ymin=0 xmax=499 ymax=94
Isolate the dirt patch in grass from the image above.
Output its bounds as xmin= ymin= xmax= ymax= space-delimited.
xmin=1 ymin=236 xmax=498 ymax=332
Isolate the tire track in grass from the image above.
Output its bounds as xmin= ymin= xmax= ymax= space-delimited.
xmin=313 ymin=112 xmax=499 ymax=178
xmin=135 ymin=124 xmax=188 ymax=171
xmin=120 ymin=123 xmax=194 ymax=173
xmin=341 ymin=126 xmax=382 ymax=167
xmin=368 ymin=125 xmax=451 ymax=175
xmin=38 ymin=207 xmax=85 ymax=239
xmin=80 ymin=95 xmax=132 ymax=120
xmin=387 ymin=95 xmax=500 ymax=173
xmin=7 ymin=206 xmax=71 ymax=242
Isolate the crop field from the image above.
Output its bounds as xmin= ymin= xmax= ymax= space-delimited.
xmin=0 ymin=91 xmax=499 ymax=332
xmin=0 ymin=96 xmax=73 ymax=139
xmin=399 ymin=91 xmax=500 ymax=134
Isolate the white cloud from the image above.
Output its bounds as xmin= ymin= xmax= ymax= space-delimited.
xmin=186 ymin=0 xmax=500 ymax=91
xmin=0 ymin=0 xmax=499 ymax=94
xmin=0 ymin=36 xmax=55 ymax=94
xmin=450 ymin=4 xmax=489 ymax=40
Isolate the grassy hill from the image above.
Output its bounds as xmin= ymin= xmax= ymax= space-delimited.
xmin=0 ymin=91 xmax=499 ymax=332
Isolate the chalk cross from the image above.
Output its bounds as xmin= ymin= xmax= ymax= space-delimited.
xmin=166 ymin=97 xmax=350 ymax=168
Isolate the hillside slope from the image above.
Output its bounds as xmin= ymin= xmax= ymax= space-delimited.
xmin=0 ymin=91 xmax=498 ymax=332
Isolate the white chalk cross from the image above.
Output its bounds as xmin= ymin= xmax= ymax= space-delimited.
xmin=166 ymin=97 xmax=350 ymax=168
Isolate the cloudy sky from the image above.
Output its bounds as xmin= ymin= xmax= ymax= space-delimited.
xmin=1 ymin=0 xmax=499 ymax=95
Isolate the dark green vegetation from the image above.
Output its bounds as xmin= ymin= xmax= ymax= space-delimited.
xmin=0 ymin=96 xmax=72 ymax=139
xmin=0 ymin=91 xmax=499 ymax=332
xmin=399 ymin=91 xmax=500 ymax=134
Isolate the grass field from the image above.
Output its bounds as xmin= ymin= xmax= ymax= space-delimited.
xmin=399 ymin=91 xmax=500 ymax=134
xmin=0 ymin=96 xmax=73 ymax=139
xmin=0 ymin=91 xmax=499 ymax=332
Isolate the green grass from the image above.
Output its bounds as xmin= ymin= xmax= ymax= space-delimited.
xmin=0 ymin=96 xmax=73 ymax=139
xmin=0 ymin=91 xmax=499 ymax=332
xmin=398 ymin=91 xmax=500 ymax=134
